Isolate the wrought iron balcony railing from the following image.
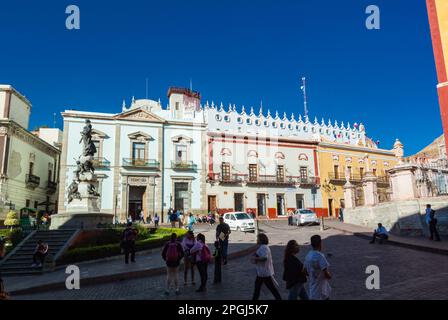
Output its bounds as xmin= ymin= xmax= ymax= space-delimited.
xmin=246 ymin=175 xmax=297 ymax=185
xmin=122 ymin=158 xmax=160 ymax=169
xmin=92 ymin=157 xmax=111 ymax=168
xmin=26 ymin=174 xmax=40 ymax=188
xmin=298 ymin=176 xmax=320 ymax=186
xmin=328 ymin=172 xmax=362 ymax=184
xmin=47 ymin=181 xmax=58 ymax=193
xmin=211 ymin=173 xmax=247 ymax=184
xmin=171 ymin=161 xmax=197 ymax=170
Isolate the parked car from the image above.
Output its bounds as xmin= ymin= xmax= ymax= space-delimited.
xmin=223 ymin=212 xmax=256 ymax=232
xmin=292 ymin=209 xmax=320 ymax=226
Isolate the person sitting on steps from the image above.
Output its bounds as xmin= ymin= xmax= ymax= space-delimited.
xmin=370 ymin=223 xmax=389 ymax=244
xmin=32 ymin=240 xmax=49 ymax=267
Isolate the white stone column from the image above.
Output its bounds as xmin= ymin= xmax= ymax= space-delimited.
xmin=388 ymin=164 xmax=419 ymax=200
xmin=343 ymin=182 xmax=356 ymax=209
xmin=363 ymin=172 xmax=378 ymax=206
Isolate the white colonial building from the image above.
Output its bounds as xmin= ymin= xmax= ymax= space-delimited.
xmin=59 ymin=88 xmax=207 ymax=223
xmin=0 ymin=85 xmax=61 ymax=222
xmin=205 ymin=103 xmax=366 ymax=218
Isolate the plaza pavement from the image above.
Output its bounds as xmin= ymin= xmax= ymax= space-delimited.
xmin=11 ymin=220 xmax=448 ymax=300
xmin=4 ymin=224 xmax=257 ymax=296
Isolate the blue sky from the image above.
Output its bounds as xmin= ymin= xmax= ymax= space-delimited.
xmin=0 ymin=0 xmax=441 ymax=155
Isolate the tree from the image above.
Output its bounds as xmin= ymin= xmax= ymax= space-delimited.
xmin=4 ymin=211 xmax=19 ymax=230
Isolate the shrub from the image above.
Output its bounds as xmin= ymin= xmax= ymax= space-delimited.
xmin=4 ymin=211 xmax=19 ymax=229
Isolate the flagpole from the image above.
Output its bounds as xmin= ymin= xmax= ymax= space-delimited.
xmin=301 ymin=77 xmax=308 ymax=118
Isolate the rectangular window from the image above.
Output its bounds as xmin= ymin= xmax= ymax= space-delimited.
xmin=93 ymin=140 xmax=100 ymax=159
xmin=300 ymin=167 xmax=308 ymax=181
xmin=334 ymin=165 xmax=339 ymax=179
xmin=276 ymin=165 xmax=285 ymax=181
xmin=347 ymin=166 xmax=352 ymax=178
xmin=222 ymin=162 xmax=231 ymax=180
xmin=29 ymin=162 xmax=34 ymax=175
xmin=34 ymin=201 xmax=38 ymax=209
xmin=360 ymin=167 xmax=364 ymax=178
xmin=176 ymin=144 xmax=187 ymax=162
xmin=48 ymin=170 xmax=53 ymax=183
xmin=373 ymin=168 xmax=377 ymax=176
xmin=175 ymin=102 xmax=180 ymax=111
xmin=249 ymin=164 xmax=258 ymax=182
xmin=26 ymin=199 xmax=30 ymax=208
xmin=132 ymin=142 xmax=145 ymax=160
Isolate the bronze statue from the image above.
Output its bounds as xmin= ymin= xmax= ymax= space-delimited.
xmin=67 ymin=180 xmax=82 ymax=203
xmin=79 ymin=119 xmax=97 ymax=157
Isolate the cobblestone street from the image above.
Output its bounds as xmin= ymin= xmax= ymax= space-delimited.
xmin=13 ymin=221 xmax=448 ymax=300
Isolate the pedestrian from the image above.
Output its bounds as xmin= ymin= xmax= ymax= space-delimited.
xmin=190 ymin=233 xmax=211 ymax=292
xmin=213 ymin=240 xmax=222 ymax=284
xmin=139 ymin=210 xmax=145 ymax=224
xmin=283 ymin=240 xmax=309 ymax=300
xmin=188 ymin=213 xmax=196 ymax=231
xmin=338 ymin=207 xmax=344 ymax=222
xmin=154 ymin=213 xmax=160 ymax=228
xmin=287 ymin=211 xmax=293 ymax=226
xmin=181 ymin=231 xmax=196 ymax=286
xmin=0 ymin=238 xmax=10 ymax=300
xmin=147 ymin=214 xmax=152 ymax=225
xmin=178 ymin=210 xmax=184 ymax=229
xmin=251 ymin=233 xmax=282 ymax=300
xmin=162 ymin=233 xmax=184 ymax=296
xmin=127 ymin=214 xmax=133 ymax=224
xmin=121 ymin=222 xmax=138 ymax=264
xmin=304 ymin=235 xmax=332 ymax=300
xmin=369 ymin=223 xmax=389 ymax=244
xmin=31 ymin=240 xmax=49 ymax=267
xmin=216 ymin=216 xmax=231 ymax=265
xmin=429 ymin=210 xmax=441 ymax=241
xmin=170 ymin=210 xmax=178 ymax=228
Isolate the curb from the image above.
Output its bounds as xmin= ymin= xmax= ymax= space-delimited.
xmin=329 ymin=225 xmax=448 ymax=256
xmin=9 ymin=244 xmax=258 ymax=296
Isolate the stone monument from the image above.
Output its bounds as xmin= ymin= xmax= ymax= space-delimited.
xmin=50 ymin=120 xmax=113 ymax=230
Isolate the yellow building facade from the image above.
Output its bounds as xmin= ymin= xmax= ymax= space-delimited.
xmin=318 ymin=140 xmax=398 ymax=218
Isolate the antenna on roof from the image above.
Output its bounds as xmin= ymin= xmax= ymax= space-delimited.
xmin=53 ymin=113 xmax=56 ymax=128
xmin=300 ymin=76 xmax=308 ymax=118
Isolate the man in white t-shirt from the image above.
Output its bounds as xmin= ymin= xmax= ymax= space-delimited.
xmin=304 ymin=235 xmax=332 ymax=300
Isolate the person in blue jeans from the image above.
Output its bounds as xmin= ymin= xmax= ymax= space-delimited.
xmin=283 ymin=240 xmax=309 ymax=300
xmin=215 ymin=217 xmax=231 ymax=264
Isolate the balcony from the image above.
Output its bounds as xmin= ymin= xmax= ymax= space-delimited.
xmin=122 ymin=158 xmax=160 ymax=170
xmin=246 ymin=175 xmax=298 ymax=186
xmin=171 ymin=161 xmax=197 ymax=171
xmin=211 ymin=173 xmax=247 ymax=184
xmin=47 ymin=181 xmax=58 ymax=194
xmin=328 ymin=172 xmax=362 ymax=185
xmin=298 ymin=176 xmax=320 ymax=187
xmin=92 ymin=157 xmax=111 ymax=169
xmin=377 ymin=175 xmax=390 ymax=188
xmin=26 ymin=174 xmax=40 ymax=189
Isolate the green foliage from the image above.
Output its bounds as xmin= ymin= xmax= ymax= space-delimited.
xmin=4 ymin=211 xmax=19 ymax=227
xmin=0 ymin=228 xmax=24 ymax=253
xmin=58 ymin=227 xmax=187 ymax=265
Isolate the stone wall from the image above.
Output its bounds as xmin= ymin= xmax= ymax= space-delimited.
xmin=344 ymin=196 xmax=448 ymax=236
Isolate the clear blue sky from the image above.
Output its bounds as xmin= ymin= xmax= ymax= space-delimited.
xmin=0 ymin=0 xmax=441 ymax=155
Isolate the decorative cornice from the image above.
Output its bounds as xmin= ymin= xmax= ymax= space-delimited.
xmin=0 ymin=120 xmax=60 ymax=156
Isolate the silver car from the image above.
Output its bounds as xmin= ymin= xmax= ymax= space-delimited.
xmin=292 ymin=209 xmax=320 ymax=226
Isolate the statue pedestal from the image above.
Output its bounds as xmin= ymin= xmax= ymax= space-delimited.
xmin=343 ymin=182 xmax=356 ymax=209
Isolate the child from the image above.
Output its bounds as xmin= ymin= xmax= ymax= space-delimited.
xmin=213 ymin=240 xmax=222 ymax=284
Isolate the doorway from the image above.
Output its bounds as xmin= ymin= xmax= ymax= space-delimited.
xmin=328 ymin=199 xmax=334 ymax=217
xmin=234 ymin=193 xmax=244 ymax=212
xmin=208 ymin=195 xmax=217 ymax=213
xmin=174 ymin=182 xmax=189 ymax=212
xmin=276 ymin=194 xmax=285 ymax=216
xmin=128 ymin=186 xmax=146 ymax=221
xmin=257 ymin=194 xmax=266 ymax=216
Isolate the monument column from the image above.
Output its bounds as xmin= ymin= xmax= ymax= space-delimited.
xmin=427 ymin=0 xmax=448 ymax=157
xmin=343 ymin=182 xmax=356 ymax=209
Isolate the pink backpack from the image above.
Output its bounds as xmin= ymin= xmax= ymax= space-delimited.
xmin=166 ymin=242 xmax=180 ymax=262
xmin=201 ymin=245 xmax=212 ymax=263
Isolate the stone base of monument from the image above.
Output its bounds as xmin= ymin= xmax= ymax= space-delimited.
xmin=50 ymin=181 xmax=113 ymax=230
xmin=50 ymin=212 xmax=113 ymax=230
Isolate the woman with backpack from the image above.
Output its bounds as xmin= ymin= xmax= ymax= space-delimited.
xmin=181 ymin=231 xmax=196 ymax=286
xmin=283 ymin=240 xmax=309 ymax=300
xmin=190 ymin=233 xmax=211 ymax=292
xmin=162 ymin=233 xmax=185 ymax=296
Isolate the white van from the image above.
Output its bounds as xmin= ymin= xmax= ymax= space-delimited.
xmin=223 ymin=212 xmax=256 ymax=232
